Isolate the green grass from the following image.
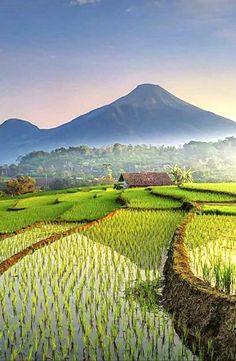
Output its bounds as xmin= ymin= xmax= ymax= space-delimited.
xmin=152 ymin=186 xmax=236 ymax=202
xmin=183 ymin=182 xmax=236 ymax=195
xmin=120 ymin=188 xmax=182 ymax=209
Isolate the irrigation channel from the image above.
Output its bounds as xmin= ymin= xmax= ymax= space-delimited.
xmin=0 ymin=207 xmax=234 ymax=360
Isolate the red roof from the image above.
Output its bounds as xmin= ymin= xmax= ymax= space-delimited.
xmin=119 ymin=172 xmax=173 ymax=187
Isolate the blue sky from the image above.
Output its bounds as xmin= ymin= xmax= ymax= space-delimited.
xmin=1 ymin=0 xmax=236 ymax=127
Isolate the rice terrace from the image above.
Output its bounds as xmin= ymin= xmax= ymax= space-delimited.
xmin=0 ymin=181 xmax=235 ymax=361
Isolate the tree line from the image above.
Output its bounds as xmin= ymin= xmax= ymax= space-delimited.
xmin=1 ymin=137 xmax=236 ymax=189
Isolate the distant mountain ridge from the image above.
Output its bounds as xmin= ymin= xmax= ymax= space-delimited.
xmin=1 ymin=83 xmax=236 ymax=163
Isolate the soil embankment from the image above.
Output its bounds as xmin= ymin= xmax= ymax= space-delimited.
xmin=163 ymin=213 xmax=236 ymax=360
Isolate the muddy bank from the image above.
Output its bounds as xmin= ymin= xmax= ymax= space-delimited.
xmin=163 ymin=213 xmax=236 ymax=361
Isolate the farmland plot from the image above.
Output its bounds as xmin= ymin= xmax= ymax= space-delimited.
xmin=60 ymin=190 xmax=121 ymax=221
xmin=185 ymin=214 xmax=236 ymax=294
xmin=184 ymin=183 xmax=236 ymax=195
xmin=120 ymin=188 xmax=182 ymax=209
xmin=0 ymin=223 xmax=78 ymax=263
xmin=0 ymin=210 xmax=202 ymax=360
xmin=201 ymin=203 xmax=236 ymax=215
xmin=0 ymin=202 xmax=74 ymax=234
xmin=152 ymin=186 xmax=236 ymax=202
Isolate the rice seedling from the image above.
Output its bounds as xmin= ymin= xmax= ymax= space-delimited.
xmin=0 ymin=199 xmax=16 ymax=212
xmin=185 ymin=214 xmax=236 ymax=294
xmin=202 ymin=204 xmax=236 ymax=215
xmin=0 ymin=209 xmax=201 ymax=360
xmin=0 ymin=188 xmax=121 ymax=233
xmin=60 ymin=190 xmax=121 ymax=221
xmin=0 ymin=202 xmax=74 ymax=233
xmin=0 ymin=223 xmax=77 ymax=263
xmin=152 ymin=186 xmax=235 ymax=202
xmin=4 ymin=184 xmax=231 ymax=236
xmin=184 ymin=182 xmax=236 ymax=195
xmin=9 ymin=195 xmax=59 ymax=210
xmin=120 ymin=188 xmax=182 ymax=209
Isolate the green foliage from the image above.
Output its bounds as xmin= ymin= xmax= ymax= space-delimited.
xmin=1 ymin=183 xmax=236 ymax=233
xmin=49 ymin=177 xmax=72 ymax=190
xmin=3 ymin=137 xmax=236 ymax=184
xmin=0 ymin=188 xmax=120 ymax=233
xmin=84 ymin=210 xmax=185 ymax=269
xmin=168 ymin=164 xmax=193 ymax=187
xmin=6 ymin=176 xmax=36 ymax=196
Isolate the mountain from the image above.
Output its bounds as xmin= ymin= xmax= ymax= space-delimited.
xmin=0 ymin=119 xmax=43 ymax=163
xmin=1 ymin=83 xmax=236 ymax=163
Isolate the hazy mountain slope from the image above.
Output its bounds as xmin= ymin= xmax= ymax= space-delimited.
xmin=1 ymin=84 xmax=236 ymax=163
xmin=44 ymin=83 xmax=236 ymax=144
xmin=0 ymin=119 xmax=43 ymax=163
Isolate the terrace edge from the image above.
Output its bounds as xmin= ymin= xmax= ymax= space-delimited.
xmin=163 ymin=212 xmax=236 ymax=361
xmin=0 ymin=209 xmax=121 ymax=275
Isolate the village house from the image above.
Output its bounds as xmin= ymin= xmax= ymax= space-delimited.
xmin=117 ymin=172 xmax=173 ymax=188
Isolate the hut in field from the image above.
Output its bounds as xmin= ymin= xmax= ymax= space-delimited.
xmin=117 ymin=172 xmax=173 ymax=188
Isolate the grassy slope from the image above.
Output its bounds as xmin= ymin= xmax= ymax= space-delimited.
xmin=0 ymin=186 xmax=116 ymax=233
xmin=10 ymin=195 xmax=59 ymax=209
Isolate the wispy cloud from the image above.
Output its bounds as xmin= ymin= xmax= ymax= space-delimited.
xmin=70 ymin=0 xmax=100 ymax=6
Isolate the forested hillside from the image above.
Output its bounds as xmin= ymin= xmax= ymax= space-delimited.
xmin=1 ymin=137 xmax=236 ymax=185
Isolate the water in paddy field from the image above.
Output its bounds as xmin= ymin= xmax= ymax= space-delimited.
xmin=0 ymin=221 xmax=199 ymax=360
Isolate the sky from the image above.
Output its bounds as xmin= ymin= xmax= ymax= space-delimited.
xmin=1 ymin=0 xmax=236 ymax=128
